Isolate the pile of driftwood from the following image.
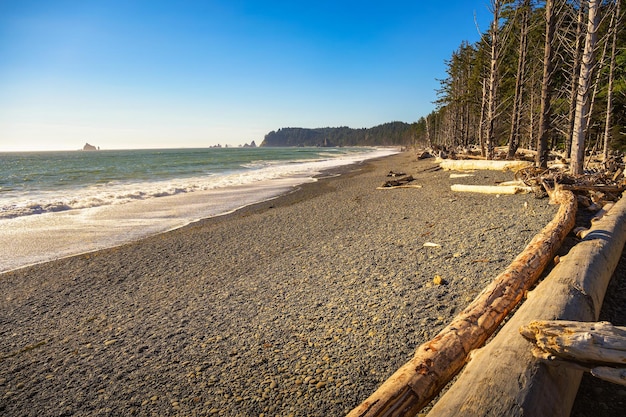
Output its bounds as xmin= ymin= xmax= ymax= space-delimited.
xmin=349 ymin=151 xmax=626 ymax=417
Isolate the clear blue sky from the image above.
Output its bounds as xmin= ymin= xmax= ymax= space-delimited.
xmin=0 ymin=1 xmax=491 ymax=151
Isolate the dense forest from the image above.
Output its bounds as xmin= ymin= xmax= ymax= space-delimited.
xmin=260 ymin=122 xmax=419 ymax=147
xmin=418 ymin=0 xmax=625 ymax=173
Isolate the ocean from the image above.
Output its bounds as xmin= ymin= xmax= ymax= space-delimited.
xmin=0 ymin=147 xmax=398 ymax=272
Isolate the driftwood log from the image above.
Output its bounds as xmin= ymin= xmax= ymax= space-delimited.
xmin=439 ymin=159 xmax=532 ymax=171
xmin=378 ymin=176 xmax=422 ymax=190
xmin=520 ymin=320 xmax=626 ymax=386
xmin=346 ymin=189 xmax=577 ymax=417
xmin=450 ymin=184 xmax=533 ymax=195
xmin=427 ymin=193 xmax=626 ymax=417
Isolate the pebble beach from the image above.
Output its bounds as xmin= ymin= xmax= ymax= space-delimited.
xmin=1 ymin=151 xmax=562 ymax=416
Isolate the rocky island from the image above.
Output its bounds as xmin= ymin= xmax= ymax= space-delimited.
xmin=82 ymin=143 xmax=99 ymax=151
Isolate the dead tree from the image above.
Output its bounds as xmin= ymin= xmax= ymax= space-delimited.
xmin=508 ymin=0 xmax=531 ymax=159
xmin=566 ymin=2 xmax=586 ymax=158
xmin=486 ymin=0 xmax=502 ymax=160
xmin=571 ymin=0 xmax=600 ymax=175
xmin=537 ymin=0 xmax=557 ymax=168
xmin=603 ymin=0 xmax=620 ymax=162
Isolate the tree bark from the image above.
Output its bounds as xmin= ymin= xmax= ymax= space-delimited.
xmin=536 ymin=0 xmax=556 ymax=168
xmin=346 ymin=188 xmax=576 ymax=417
xmin=571 ymin=0 xmax=600 ymax=175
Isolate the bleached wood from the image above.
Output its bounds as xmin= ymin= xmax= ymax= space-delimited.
xmin=451 ymin=184 xmax=533 ymax=194
xmin=440 ymin=159 xmax=532 ymax=171
xmin=347 ymin=189 xmax=577 ymax=417
xmin=591 ymin=366 xmax=626 ymax=386
xmin=520 ymin=320 xmax=626 ymax=365
xmin=427 ymin=192 xmax=626 ymax=417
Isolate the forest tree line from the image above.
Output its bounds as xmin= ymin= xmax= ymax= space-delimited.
xmin=416 ymin=0 xmax=624 ymax=174
xmin=260 ymin=122 xmax=419 ymax=147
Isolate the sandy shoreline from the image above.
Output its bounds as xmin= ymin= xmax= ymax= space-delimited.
xmin=1 ymin=152 xmax=560 ymax=416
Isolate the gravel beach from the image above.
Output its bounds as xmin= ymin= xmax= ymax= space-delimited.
xmin=1 ymin=151 xmax=561 ymax=416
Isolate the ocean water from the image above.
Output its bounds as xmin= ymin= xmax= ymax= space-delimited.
xmin=0 ymin=147 xmax=397 ymax=272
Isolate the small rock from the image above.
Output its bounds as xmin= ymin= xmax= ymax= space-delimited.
xmin=433 ymin=275 xmax=445 ymax=285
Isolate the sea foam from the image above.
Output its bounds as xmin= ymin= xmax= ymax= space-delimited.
xmin=0 ymin=147 xmax=398 ymax=272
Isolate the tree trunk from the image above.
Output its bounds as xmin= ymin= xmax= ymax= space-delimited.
xmin=584 ymin=28 xmax=610 ymax=164
xmin=603 ymin=0 xmax=620 ymax=162
xmin=508 ymin=0 xmax=531 ymax=160
xmin=486 ymin=1 xmax=501 ymax=160
xmin=536 ymin=0 xmax=556 ymax=168
xmin=479 ymin=77 xmax=488 ymax=157
xmin=346 ymin=188 xmax=576 ymax=417
xmin=571 ymin=0 xmax=600 ymax=175
xmin=566 ymin=3 xmax=585 ymax=158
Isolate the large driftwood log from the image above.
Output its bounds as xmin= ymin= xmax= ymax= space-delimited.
xmin=427 ymin=193 xmax=626 ymax=417
xmin=450 ymin=184 xmax=533 ymax=194
xmin=346 ymin=189 xmax=576 ymax=417
xmin=439 ymin=159 xmax=532 ymax=171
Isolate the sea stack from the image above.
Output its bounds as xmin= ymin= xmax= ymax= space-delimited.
xmin=83 ymin=143 xmax=98 ymax=151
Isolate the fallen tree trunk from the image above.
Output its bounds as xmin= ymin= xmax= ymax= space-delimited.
xmin=450 ymin=184 xmax=533 ymax=195
xmin=346 ymin=189 xmax=576 ymax=417
xmin=427 ymin=193 xmax=626 ymax=417
xmin=439 ymin=159 xmax=532 ymax=171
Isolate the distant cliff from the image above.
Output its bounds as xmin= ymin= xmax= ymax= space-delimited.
xmin=82 ymin=143 xmax=99 ymax=151
xmin=260 ymin=122 xmax=418 ymax=147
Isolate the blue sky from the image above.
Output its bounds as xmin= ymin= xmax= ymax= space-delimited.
xmin=0 ymin=1 xmax=491 ymax=151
